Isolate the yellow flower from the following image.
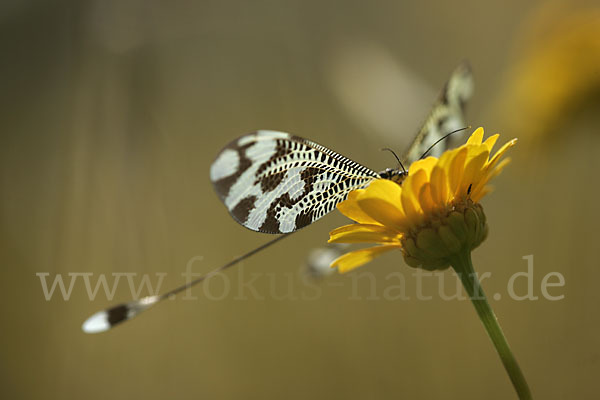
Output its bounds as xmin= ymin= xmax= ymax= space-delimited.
xmin=494 ymin=6 xmax=600 ymax=141
xmin=329 ymin=127 xmax=516 ymax=273
xmin=327 ymin=128 xmax=531 ymax=398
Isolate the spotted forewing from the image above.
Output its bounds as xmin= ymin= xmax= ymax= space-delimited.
xmin=210 ymin=62 xmax=473 ymax=234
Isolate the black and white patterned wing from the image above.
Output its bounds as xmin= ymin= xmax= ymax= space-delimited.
xmin=210 ymin=130 xmax=379 ymax=234
xmin=402 ymin=62 xmax=474 ymax=164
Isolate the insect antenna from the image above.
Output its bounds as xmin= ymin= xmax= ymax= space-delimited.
xmin=381 ymin=147 xmax=407 ymax=173
xmin=82 ymin=233 xmax=292 ymax=333
xmin=419 ymin=126 xmax=471 ymax=159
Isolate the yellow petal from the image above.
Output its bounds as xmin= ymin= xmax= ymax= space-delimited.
xmin=362 ymin=179 xmax=402 ymax=204
xmin=337 ymin=190 xmax=381 ymax=224
xmin=464 ymin=143 xmax=488 ymax=163
xmin=408 ymin=156 xmax=437 ymax=177
xmin=329 ymin=224 xmax=401 ymax=244
xmin=447 ymin=147 xmax=468 ymax=196
xmin=401 ymin=169 xmax=427 ymax=224
xmin=486 ymin=138 xmax=517 ymax=173
xmin=356 ymin=180 xmax=407 ymax=231
xmin=471 ymin=158 xmax=511 ymax=202
xmin=490 ymin=157 xmax=512 ymax=175
xmin=357 ymin=198 xmax=408 ymax=232
xmin=482 ymin=134 xmax=499 ymax=153
xmin=471 ymin=185 xmax=493 ymax=202
xmin=437 ymin=146 xmax=458 ymax=170
xmin=331 ymin=245 xmax=399 ymax=273
xmin=457 ymin=146 xmax=489 ymax=198
xmin=430 ymin=165 xmax=449 ymax=207
xmin=409 ymin=168 xmax=429 ymax=195
xmin=418 ymin=182 xmax=435 ymax=214
xmin=466 ymin=127 xmax=485 ymax=145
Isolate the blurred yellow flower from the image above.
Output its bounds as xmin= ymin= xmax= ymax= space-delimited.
xmin=496 ymin=6 xmax=600 ymax=140
xmin=329 ymin=127 xmax=516 ymax=273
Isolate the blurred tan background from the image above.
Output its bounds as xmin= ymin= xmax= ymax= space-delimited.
xmin=2 ymin=0 xmax=600 ymax=399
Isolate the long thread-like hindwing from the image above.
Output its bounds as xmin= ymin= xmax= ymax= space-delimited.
xmin=210 ymin=130 xmax=379 ymax=233
xmin=402 ymin=62 xmax=474 ymax=164
xmin=85 ymin=65 xmax=475 ymax=333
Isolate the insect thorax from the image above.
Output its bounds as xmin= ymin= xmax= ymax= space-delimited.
xmin=378 ymin=168 xmax=408 ymax=185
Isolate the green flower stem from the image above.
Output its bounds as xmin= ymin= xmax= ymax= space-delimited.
xmin=449 ymin=251 xmax=532 ymax=400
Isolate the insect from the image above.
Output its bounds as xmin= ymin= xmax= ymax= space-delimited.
xmin=81 ymin=62 xmax=473 ymax=333
xmin=210 ymin=62 xmax=473 ymax=234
